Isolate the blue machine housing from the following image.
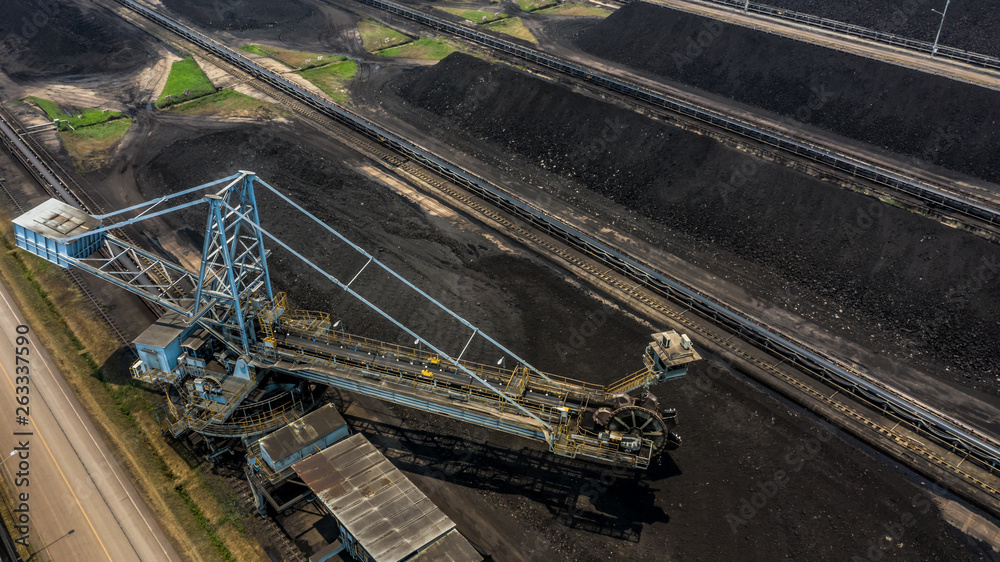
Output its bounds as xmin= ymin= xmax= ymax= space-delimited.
xmin=13 ymin=198 xmax=105 ymax=268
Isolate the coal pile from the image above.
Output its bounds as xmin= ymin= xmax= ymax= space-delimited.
xmin=397 ymin=52 xmax=1000 ymax=394
xmin=759 ymin=0 xmax=1000 ymax=57
xmin=134 ymin=122 xmax=989 ymax=561
xmin=573 ymin=2 xmax=1000 ymax=184
xmin=0 ymin=0 xmax=154 ymax=80
xmin=160 ymin=0 xmax=317 ymax=32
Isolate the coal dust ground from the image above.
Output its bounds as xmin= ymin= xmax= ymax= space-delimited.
xmin=573 ymin=2 xmax=1000 ymax=184
xmin=0 ymin=0 xmax=155 ymax=80
xmin=159 ymin=0 xmax=318 ymax=32
xmin=393 ymin=52 xmax=1000 ymax=398
xmin=758 ymin=0 xmax=1000 ymax=57
xmin=130 ymin=119 xmax=993 ymax=561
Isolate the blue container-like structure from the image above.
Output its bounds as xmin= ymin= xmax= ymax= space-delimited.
xmin=13 ymin=198 xmax=105 ymax=268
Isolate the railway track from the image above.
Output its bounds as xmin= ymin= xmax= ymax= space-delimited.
xmin=654 ymin=0 xmax=1000 ymax=73
xmin=353 ymin=0 xmax=1000 ymax=237
xmin=103 ymin=0 xmax=1000 ymax=510
xmin=0 ymin=106 xmax=163 ymax=334
xmin=0 ymin=163 xmax=133 ymax=349
xmin=398 ymin=161 xmax=1000 ymax=504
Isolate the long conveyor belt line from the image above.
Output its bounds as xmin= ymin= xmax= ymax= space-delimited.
xmin=352 ymin=0 xmax=1000 ymax=232
xmin=397 ymin=163 xmax=1000 ymax=502
xmin=109 ymin=0 xmax=1000 ymax=482
xmin=0 ymin=104 xmax=174 ymax=317
xmin=112 ymin=0 xmax=1000 ymax=474
xmin=635 ymin=0 xmax=1000 ymax=72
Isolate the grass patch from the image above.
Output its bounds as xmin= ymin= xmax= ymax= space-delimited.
xmin=377 ymin=37 xmax=458 ymax=60
xmin=239 ymin=43 xmax=345 ymax=70
xmin=483 ymin=17 xmax=537 ymax=42
xmin=517 ymin=0 xmax=558 ymax=11
xmin=168 ymin=89 xmax=288 ymax=119
xmin=437 ymin=7 xmax=508 ymax=23
xmin=156 ymin=57 xmax=215 ymax=109
xmin=298 ymin=59 xmax=358 ymax=104
xmin=357 ymin=20 xmax=411 ymax=52
xmin=535 ymin=2 xmax=611 ymax=16
xmin=25 ymin=96 xmax=123 ymax=131
xmin=0 ymin=204 xmax=270 ymax=561
xmin=59 ymin=118 xmax=132 ymax=174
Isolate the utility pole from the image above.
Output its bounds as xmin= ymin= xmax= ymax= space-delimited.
xmin=931 ymin=0 xmax=952 ymax=55
xmin=26 ymin=529 xmax=75 ymax=561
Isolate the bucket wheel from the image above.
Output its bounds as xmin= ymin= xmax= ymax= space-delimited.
xmin=606 ymin=405 xmax=680 ymax=450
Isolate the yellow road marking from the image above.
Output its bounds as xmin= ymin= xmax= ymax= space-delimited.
xmin=0 ymin=340 xmax=113 ymax=561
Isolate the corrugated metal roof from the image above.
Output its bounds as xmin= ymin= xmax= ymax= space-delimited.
xmin=132 ymin=310 xmax=193 ymax=348
xmin=293 ymin=434 xmax=458 ymax=562
xmin=13 ymin=198 xmax=100 ymax=239
xmin=409 ymin=529 xmax=482 ymax=562
xmin=260 ymin=404 xmax=347 ymax=463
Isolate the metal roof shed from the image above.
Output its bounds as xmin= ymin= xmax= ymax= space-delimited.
xmin=293 ymin=434 xmax=480 ymax=562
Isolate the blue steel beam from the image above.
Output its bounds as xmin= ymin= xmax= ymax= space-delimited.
xmin=255 ymin=177 xmax=556 ymax=384
xmin=108 ymin=0 xmax=1000 ymax=474
xmin=218 ymin=199 xmax=555 ymax=433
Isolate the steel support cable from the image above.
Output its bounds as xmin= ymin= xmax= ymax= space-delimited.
xmin=256 ymin=177 xmax=557 ymax=384
xmin=110 ymin=0 xmax=1000 ymax=468
xmin=219 ymin=201 xmax=555 ymax=432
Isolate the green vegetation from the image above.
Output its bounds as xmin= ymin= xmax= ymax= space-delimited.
xmin=298 ymin=59 xmax=358 ymax=103
xmin=357 ymin=20 xmax=411 ymax=52
xmin=26 ymin=96 xmax=123 ymax=131
xmin=378 ymin=37 xmax=458 ymax=60
xmin=58 ymin=119 xmax=132 ymax=173
xmin=437 ymin=7 xmax=508 ymax=23
xmin=156 ymin=57 xmax=215 ymax=109
xmin=168 ymin=89 xmax=288 ymax=119
xmin=0 ymin=212 xmax=270 ymax=561
xmin=535 ymin=2 xmax=611 ymax=16
xmin=483 ymin=17 xmax=537 ymax=42
xmin=24 ymin=96 xmax=132 ymax=172
xmin=240 ymin=43 xmax=345 ymax=70
xmin=517 ymin=0 xmax=558 ymax=12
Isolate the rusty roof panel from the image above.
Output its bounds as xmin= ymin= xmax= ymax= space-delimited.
xmin=409 ymin=529 xmax=481 ymax=561
xmin=293 ymin=433 xmax=461 ymax=562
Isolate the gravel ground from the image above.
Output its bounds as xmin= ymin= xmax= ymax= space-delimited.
xmin=159 ymin=0 xmax=319 ymax=32
xmin=756 ymin=0 xmax=1000 ymax=57
xmin=0 ymin=0 xmax=155 ymax=80
xmin=572 ymin=2 xmax=1000 ymax=184
xmin=393 ymin=52 xmax=1000 ymax=397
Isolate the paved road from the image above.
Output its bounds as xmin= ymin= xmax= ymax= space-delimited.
xmin=0 ymin=279 xmax=180 ymax=561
